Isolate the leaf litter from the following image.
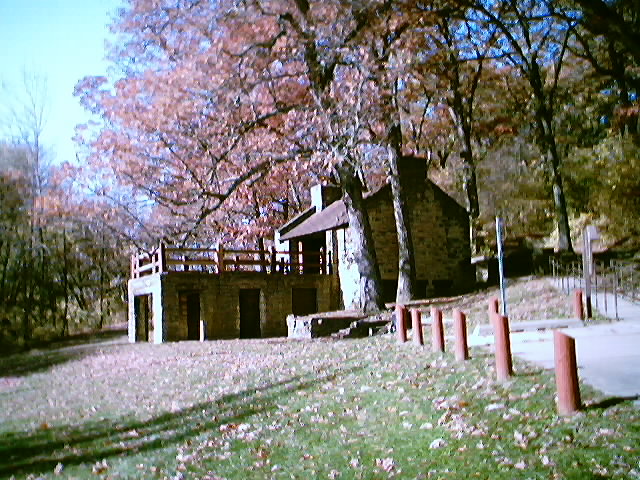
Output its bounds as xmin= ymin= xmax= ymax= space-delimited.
xmin=1 ymin=279 xmax=639 ymax=479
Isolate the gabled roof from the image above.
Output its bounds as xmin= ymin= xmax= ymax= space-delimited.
xmin=279 ymin=199 xmax=348 ymax=241
xmin=278 ymin=156 xmax=469 ymax=242
xmin=277 ymin=206 xmax=316 ymax=237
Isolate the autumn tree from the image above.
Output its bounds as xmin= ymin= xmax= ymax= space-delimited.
xmin=403 ymin=10 xmax=503 ymax=254
xmin=571 ymin=0 xmax=640 ymax=65
xmin=457 ymin=0 xmax=578 ymax=252
xmin=75 ymin=0 xmax=325 ymax=248
xmin=75 ymin=0 xmax=418 ymax=311
xmin=565 ymin=3 xmax=640 ymax=141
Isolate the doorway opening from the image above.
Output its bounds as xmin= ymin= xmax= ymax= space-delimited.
xmin=185 ymin=292 xmax=201 ymax=340
xmin=134 ymin=294 xmax=152 ymax=342
xmin=292 ymin=287 xmax=318 ymax=316
xmin=239 ymin=289 xmax=261 ymax=338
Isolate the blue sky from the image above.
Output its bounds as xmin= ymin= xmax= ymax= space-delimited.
xmin=0 ymin=0 xmax=123 ymax=164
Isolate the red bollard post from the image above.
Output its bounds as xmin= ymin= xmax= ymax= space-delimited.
xmin=493 ymin=314 xmax=513 ymax=381
xmin=411 ymin=308 xmax=424 ymax=346
xmin=488 ymin=297 xmax=499 ymax=327
xmin=554 ymin=331 xmax=581 ymax=415
xmin=574 ymin=289 xmax=584 ymax=321
xmin=453 ymin=309 xmax=469 ymax=361
xmin=396 ymin=304 xmax=408 ymax=343
xmin=430 ymin=306 xmax=445 ymax=352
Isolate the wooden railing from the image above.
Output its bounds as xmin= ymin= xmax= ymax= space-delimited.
xmin=130 ymin=244 xmax=330 ymax=278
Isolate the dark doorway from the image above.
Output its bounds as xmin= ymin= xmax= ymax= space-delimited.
xmin=301 ymin=235 xmax=325 ymax=274
xmin=292 ymin=288 xmax=317 ymax=316
xmin=186 ymin=293 xmax=200 ymax=340
xmin=239 ymin=289 xmax=261 ymax=338
xmin=134 ymin=295 xmax=152 ymax=342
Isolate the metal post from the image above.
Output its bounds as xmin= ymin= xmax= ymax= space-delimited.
xmin=593 ymin=262 xmax=598 ymax=309
xmin=614 ymin=269 xmax=619 ymax=321
xmin=582 ymin=229 xmax=593 ymax=318
xmin=496 ymin=217 xmax=508 ymax=316
xmin=603 ymin=268 xmax=608 ymax=313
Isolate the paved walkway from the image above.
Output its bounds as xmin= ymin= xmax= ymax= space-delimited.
xmin=470 ymin=292 xmax=640 ymax=401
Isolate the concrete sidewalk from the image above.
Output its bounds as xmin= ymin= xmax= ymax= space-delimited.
xmin=470 ymin=292 xmax=640 ymax=401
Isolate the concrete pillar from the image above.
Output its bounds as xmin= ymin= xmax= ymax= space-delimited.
xmin=396 ymin=304 xmax=408 ymax=343
xmin=554 ymin=331 xmax=581 ymax=415
xmin=200 ymin=320 xmax=208 ymax=341
xmin=574 ymin=289 xmax=584 ymax=321
xmin=127 ymin=281 xmax=136 ymax=343
xmin=152 ymin=280 xmax=165 ymax=344
xmin=493 ymin=314 xmax=513 ymax=381
xmin=430 ymin=307 xmax=445 ymax=352
xmin=411 ymin=308 xmax=424 ymax=346
xmin=453 ymin=309 xmax=469 ymax=361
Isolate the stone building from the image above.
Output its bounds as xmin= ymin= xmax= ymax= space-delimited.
xmin=277 ymin=156 xmax=473 ymax=308
xmin=128 ymin=266 xmax=337 ymax=343
xmin=127 ymin=156 xmax=472 ymax=343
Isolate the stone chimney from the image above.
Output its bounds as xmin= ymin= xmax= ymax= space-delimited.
xmin=396 ymin=156 xmax=427 ymax=184
xmin=310 ymin=184 xmax=341 ymax=211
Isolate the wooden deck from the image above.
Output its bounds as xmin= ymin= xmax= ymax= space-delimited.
xmin=130 ymin=244 xmax=330 ymax=278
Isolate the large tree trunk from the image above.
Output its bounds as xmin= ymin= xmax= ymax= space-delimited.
xmin=547 ymin=141 xmax=573 ymax=252
xmin=388 ymin=126 xmax=417 ymax=303
xmin=529 ymin=62 xmax=573 ymax=252
xmin=335 ymin=160 xmax=384 ymax=313
xmin=449 ymin=90 xmax=481 ymax=255
xmin=462 ymin=158 xmax=480 ymax=255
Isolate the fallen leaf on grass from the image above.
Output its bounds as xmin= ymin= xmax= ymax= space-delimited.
xmin=376 ymin=457 xmax=396 ymax=472
xmin=92 ymin=459 xmax=109 ymax=474
xmin=429 ymin=438 xmax=447 ymax=449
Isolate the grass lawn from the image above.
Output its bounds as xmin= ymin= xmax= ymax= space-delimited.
xmin=0 ymin=278 xmax=638 ymax=479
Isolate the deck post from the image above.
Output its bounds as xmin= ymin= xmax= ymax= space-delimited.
xmin=258 ymin=238 xmax=267 ymax=273
xmin=130 ymin=253 xmax=137 ymax=279
xmin=158 ymin=243 xmax=166 ymax=273
xmin=270 ymin=247 xmax=277 ymax=273
xmin=217 ymin=246 xmax=225 ymax=273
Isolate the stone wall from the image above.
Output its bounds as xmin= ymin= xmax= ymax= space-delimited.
xmin=128 ymin=271 xmax=338 ymax=343
xmin=337 ymin=166 xmax=472 ymax=308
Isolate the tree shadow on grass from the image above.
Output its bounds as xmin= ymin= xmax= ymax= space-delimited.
xmin=584 ymin=395 xmax=640 ymax=410
xmin=0 ymin=330 xmax=128 ymax=378
xmin=0 ymin=365 xmax=362 ymax=478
